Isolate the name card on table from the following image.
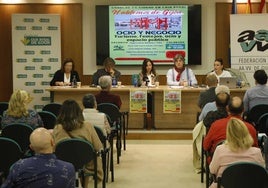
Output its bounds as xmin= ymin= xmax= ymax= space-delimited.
xmin=129 ymin=89 xmax=147 ymax=113
xmin=163 ymin=89 xmax=181 ymax=113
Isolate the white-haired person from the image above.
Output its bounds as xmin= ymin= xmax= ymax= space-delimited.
xmin=1 ymin=90 xmax=43 ymax=129
xmin=166 ymin=54 xmax=197 ymax=86
xmin=95 ymin=75 xmax=122 ymax=109
xmin=209 ymin=118 xmax=264 ymax=188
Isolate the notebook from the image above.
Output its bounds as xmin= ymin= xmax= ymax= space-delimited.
xmin=219 ymin=77 xmax=237 ymax=89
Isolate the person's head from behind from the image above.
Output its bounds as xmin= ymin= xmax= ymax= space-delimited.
xmin=227 ymin=96 xmax=244 ymax=116
xmin=226 ymin=118 xmax=253 ymax=152
xmin=98 ymin=75 xmax=112 ymax=90
xmin=142 ymin=58 xmax=156 ymax=76
xmin=206 ymin=74 xmax=218 ymax=87
xmin=103 ymin=57 xmax=116 ymax=73
xmin=173 ymin=54 xmax=185 ymax=69
xmin=254 ymin=69 xmax=267 ymax=85
xmin=61 ymin=58 xmax=74 ymax=73
xmin=30 ymin=127 xmax=54 ymax=154
xmin=215 ymin=85 xmax=230 ymax=96
xmin=82 ymin=94 xmax=97 ymax=109
xmin=7 ymin=90 xmax=33 ymax=117
xmin=57 ymin=99 xmax=84 ymax=131
xmin=214 ymin=58 xmax=224 ymax=73
xmin=215 ymin=92 xmax=230 ymax=109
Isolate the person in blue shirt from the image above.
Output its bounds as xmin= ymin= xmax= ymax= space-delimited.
xmin=1 ymin=128 xmax=75 ymax=188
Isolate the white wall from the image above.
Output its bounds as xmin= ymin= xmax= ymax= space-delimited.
xmin=1 ymin=0 xmax=237 ymax=76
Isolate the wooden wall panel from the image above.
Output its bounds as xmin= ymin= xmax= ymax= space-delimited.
xmin=0 ymin=4 xmax=82 ymax=101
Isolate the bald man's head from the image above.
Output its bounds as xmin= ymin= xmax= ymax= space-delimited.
xmin=30 ymin=128 xmax=54 ymax=154
xmin=227 ymin=96 xmax=244 ymax=115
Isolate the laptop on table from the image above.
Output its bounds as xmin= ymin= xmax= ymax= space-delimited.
xmin=219 ymin=77 xmax=237 ymax=89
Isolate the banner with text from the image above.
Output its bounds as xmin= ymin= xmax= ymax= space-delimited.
xmin=129 ymin=89 xmax=147 ymax=113
xmin=163 ymin=90 xmax=181 ymax=113
xmin=109 ymin=5 xmax=188 ymax=65
xmin=12 ymin=14 xmax=61 ymax=111
xmin=230 ymin=14 xmax=268 ymax=86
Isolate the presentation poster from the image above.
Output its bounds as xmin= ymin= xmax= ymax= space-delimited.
xmin=129 ymin=89 xmax=147 ymax=113
xmin=12 ymin=14 xmax=61 ymax=111
xmin=109 ymin=5 xmax=188 ymax=65
xmin=230 ymin=14 xmax=268 ymax=86
xmin=163 ymin=90 xmax=181 ymax=113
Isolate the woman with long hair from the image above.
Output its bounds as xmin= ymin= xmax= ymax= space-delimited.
xmin=138 ymin=58 xmax=158 ymax=86
xmin=53 ymin=99 xmax=103 ymax=187
xmin=209 ymin=118 xmax=264 ymax=188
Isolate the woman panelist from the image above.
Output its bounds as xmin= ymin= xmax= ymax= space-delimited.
xmin=166 ymin=54 xmax=197 ymax=86
xmin=210 ymin=58 xmax=232 ymax=81
xmin=50 ymin=58 xmax=80 ymax=86
xmin=138 ymin=58 xmax=158 ymax=87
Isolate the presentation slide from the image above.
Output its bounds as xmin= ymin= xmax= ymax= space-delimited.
xmin=109 ymin=5 xmax=188 ymax=65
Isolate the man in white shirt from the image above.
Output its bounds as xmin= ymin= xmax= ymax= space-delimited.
xmin=82 ymin=94 xmax=111 ymax=136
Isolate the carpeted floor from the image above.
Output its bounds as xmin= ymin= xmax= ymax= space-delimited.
xmin=101 ymin=140 xmax=205 ymax=188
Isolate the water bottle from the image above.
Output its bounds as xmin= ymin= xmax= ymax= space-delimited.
xmin=112 ymin=76 xmax=117 ymax=87
xmin=72 ymin=75 xmax=77 ymax=88
xmin=132 ymin=74 xmax=138 ymax=87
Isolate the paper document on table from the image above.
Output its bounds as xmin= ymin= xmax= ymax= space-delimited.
xmin=170 ymin=86 xmax=184 ymax=89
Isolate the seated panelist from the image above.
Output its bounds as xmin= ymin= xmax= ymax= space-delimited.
xmin=210 ymin=58 xmax=232 ymax=82
xmin=138 ymin=58 xmax=158 ymax=87
xmin=92 ymin=57 xmax=121 ymax=86
xmin=166 ymin=54 xmax=197 ymax=86
xmin=50 ymin=58 xmax=80 ymax=86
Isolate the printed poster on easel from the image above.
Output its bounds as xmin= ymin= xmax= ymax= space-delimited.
xmin=163 ymin=89 xmax=181 ymax=113
xmin=129 ymin=89 xmax=147 ymax=113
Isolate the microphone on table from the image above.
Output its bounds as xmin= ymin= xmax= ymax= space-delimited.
xmin=143 ymin=76 xmax=149 ymax=86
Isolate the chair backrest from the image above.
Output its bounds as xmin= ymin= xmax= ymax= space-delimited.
xmin=94 ymin=126 xmax=106 ymax=147
xmin=0 ymin=137 xmax=22 ymax=176
xmin=55 ymin=138 xmax=96 ymax=171
xmin=97 ymin=103 xmax=121 ymax=123
xmin=42 ymin=103 xmax=62 ymax=117
xmin=218 ymin=162 xmax=268 ymax=188
xmin=38 ymin=111 xmax=57 ymax=129
xmin=247 ymin=104 xmax=268 ymax=126
xmin=0 ymin=102 xmax=9 ymax=116
xmin=257 ymin=113 xmax=268 ymax=135
xmin=1 ymin=123 xmax=34 ymax=152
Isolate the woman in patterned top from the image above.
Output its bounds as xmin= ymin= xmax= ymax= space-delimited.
xmin=1 ymin=90 xmax=43 ymax=129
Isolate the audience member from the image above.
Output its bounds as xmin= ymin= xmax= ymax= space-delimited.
xmin=209 ymin=118 xmax=264 ymax=188
xmin=243 ymin=69 xmax=268 ymax=112
xmin=198 ymin=74 xmax=218 ymax=109
xmin=95 ymin=75 xmax=122 ymax=109
xmin=138 ymin=58 xmax=158 ymax=86
xmin=92 ymin=57 xmax=121 ymax=86
xmin=1 ymin=90 xmax=43 ymax=129
xmin=203 ymin=96 xmax=258 ymax=155
xmin=211 ymin=58 xmax=232 ymax=82
xmin=1 ymin=127 xmax=75 ymax=188
xmin=203 ymin=92 xmax=230 ymax=129
xmin=50 ymin=58 xmax=80 ymax=86
xmin=53 ymin=99 xmax=103 ymax=186
xmin=166 ymin=54 xmax=197 ymax=86
xmin=198 ymin=85 xmax=230 ymax=121
xmin=82 ymin=93 xmax=111 ymax=136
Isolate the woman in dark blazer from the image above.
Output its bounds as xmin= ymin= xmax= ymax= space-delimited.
xmin=50 ymin=58 xmax=80 ymax=86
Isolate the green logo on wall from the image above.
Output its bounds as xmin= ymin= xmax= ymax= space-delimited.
xmin=16 ymin=58 xmax=27 ymax=63
xmin=41 ymin=81 xmax=50 ymax=86
xmin=23 ymin=18 xmax=34 ymax=22
xmin=39 ymin=18 xmax=50 ymax=23
xmin=15 ymin=26 xmax=26 ymax=30
xmin=25 ymin=82 xmax=36 ymax=86
xmin=25 ymin=66 xmax=35 ymax=70
xmin=32 ymin=58 xmax=43 ymax=63
xmin=33 ymin=89 xmax=44 ymax=93
xmin=40 ymin=66 xmax=51 ymax=70
xmin=49 ymin=73 xmax=54 ymax=77
xmin=47 ymin=26 xmax=58 ymax=30
xmin=33 ymin=74 xmax=43 ymax=78
xmin=24 ymin=50 xmax=35 ymax=55
xmin=17 ymin=74 xmax=27 ymax=78
xmin=40 ymin=50 xmax=51 ymax=55
xmin=32 ymin=26 xmax=42 ymax=30
xmin=21 ymin=36 xmax=51 ymax=46
xmin=41 ymin=97 xmax=51 ymax=101
xmin=48 ymin=58 xmax=58 ymax=62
